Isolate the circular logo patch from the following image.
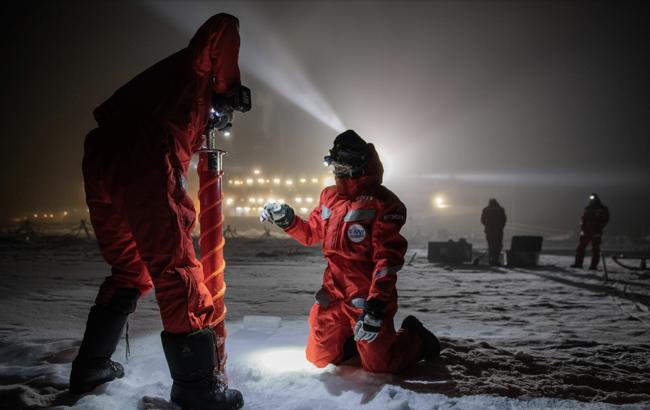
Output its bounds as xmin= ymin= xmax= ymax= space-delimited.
xmin=347 ymin=223 xmax=366 ymax=243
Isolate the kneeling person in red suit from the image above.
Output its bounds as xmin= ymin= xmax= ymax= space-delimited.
xmin=262 ymin=130 xmax=440 ymax=373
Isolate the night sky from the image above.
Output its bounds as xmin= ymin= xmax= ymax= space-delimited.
xmin=1 ymin=1 xmax=649 ymax=237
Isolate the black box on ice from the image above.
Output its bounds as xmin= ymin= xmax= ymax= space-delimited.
xmin=428 ymin=240 xmax=472 ymax=264
xmin=506 ymin=236 xmax=543 ymax=267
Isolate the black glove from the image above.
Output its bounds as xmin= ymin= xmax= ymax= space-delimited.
xmin=260 ymin=202 xmax=295 ymax=229
xmin=353 ymin=299 xmax=386 ymax=343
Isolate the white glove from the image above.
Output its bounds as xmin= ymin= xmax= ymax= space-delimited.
xmin=353 ymin=313 xmax=382 ymax=343
xmin=260 ymin=202 xmax=294 ymax=228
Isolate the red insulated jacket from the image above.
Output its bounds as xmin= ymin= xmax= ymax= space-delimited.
xmin=580 ymin=203 xmax=610 ymax=235
xmin=481 ymin=203 xmax=506 ymax=234
xmin=92 ymin=13 xmax=241 ymax=173
xmin=284 ymin=144 xmax=408 ymax=307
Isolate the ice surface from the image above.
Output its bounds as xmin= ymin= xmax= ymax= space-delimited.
xmin=0 ymin=237 xmax=649 ymax=409
xmin=241 ymin=315 xmax=282 ymax=333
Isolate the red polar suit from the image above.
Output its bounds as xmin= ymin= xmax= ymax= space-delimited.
xmin=575 ymin=198 xmax=610 ymax=269
xmin=283 ymin=144 xmax=423 ymax=373
xmin=481 ymin=199 xmax=507 ymax=265
xmin=83 ymin=14 xmax=241 ymax=334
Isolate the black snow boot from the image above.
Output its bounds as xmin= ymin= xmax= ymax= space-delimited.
xmin=161 ymin=328 xmax=243 ymax=410
xmin=401 ymin=315 xmax=441 ymax=362
xmin=570 ymin=256 xmax=584 ymax=268
xmin=69 ymin=288 xmax=138 ymax=394
xmin=341 ymin=335 xmax=359 ymax=362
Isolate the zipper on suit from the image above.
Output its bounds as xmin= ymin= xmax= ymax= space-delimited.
xmin=330 ymin=212 xmax=339 ymax=249
xmin=330 ymin=201 xmax=350 ymax=249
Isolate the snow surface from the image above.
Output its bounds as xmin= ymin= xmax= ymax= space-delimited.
xmin=0 ymin=236 xmax=649 ymax=409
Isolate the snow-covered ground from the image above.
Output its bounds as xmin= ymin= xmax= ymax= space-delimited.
xmin=0 ymin=236 xmax=649 ymax=409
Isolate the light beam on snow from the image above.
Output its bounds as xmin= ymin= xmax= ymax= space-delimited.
xmin=248 ymin=347 xmax=313 ymax=374
xmin=145 ymin=1 xmax=345 ymax=133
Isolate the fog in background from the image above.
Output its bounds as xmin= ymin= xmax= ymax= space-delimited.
xmin=1 ymin=1 xmax=649 ymax=240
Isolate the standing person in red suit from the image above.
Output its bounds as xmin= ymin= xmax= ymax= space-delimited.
xmin=261 ymin=130 xmax=440 ymax=373
xmin=571 ymin=193 xmax=610 ymax=270
xmin=481 ymin=198 xmax=507 ymax=266
xmin=70 ymin=13 xmax=246 ymax=410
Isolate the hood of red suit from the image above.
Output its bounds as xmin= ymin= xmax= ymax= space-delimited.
xmin=335 ymin=143 xmax=384 ymax=198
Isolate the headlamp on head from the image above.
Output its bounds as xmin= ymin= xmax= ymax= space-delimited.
xmin=588 ymin=192 xmax=601 ymax=203
xmin=325 ymin=144 xmax=369 ymax=178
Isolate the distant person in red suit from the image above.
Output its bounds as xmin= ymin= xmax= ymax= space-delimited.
xmin=481 ymin=198 xmax=507 ymax=266
xmin=571 ymin=193 xmax=610 ymax=270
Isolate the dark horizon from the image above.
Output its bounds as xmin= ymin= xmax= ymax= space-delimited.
xmin=2 ymin=0 xmax=649 ymax=238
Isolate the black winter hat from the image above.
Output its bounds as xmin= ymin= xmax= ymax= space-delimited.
xmin=333 ymin=130 xmax=367 ymax=153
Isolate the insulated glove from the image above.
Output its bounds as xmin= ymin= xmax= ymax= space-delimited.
xmin=260 ymin=202 xmax=294 ymax=228
xmin=353 ymin=299 xmax=386 ymax=343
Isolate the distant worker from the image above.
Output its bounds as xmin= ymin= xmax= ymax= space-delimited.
xmin=571 ymin=193 xmax=609 ymax=270
xmin=71 ymin=14 xmax=246 ymax=410
xmin=481 ymin=199 xmax=507 ymax=266
xmin=261 ymin=130 xmax=440 ymax=374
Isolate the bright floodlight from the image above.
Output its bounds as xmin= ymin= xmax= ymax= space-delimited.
xmin=223 ymin=130 xmax=231 ymax=137
xmin=433 ymin=194 xmax=449 ymax=209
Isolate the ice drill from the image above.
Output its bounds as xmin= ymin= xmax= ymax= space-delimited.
xmin=197 ymin=86 xmax=251 ymax=366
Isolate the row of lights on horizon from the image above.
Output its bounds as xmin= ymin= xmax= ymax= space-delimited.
xmin=14 ymin=209 xmax=90 ymax=222
xmin=30 ymin=211 xmax=71 ymax=219
xmin=228 ymin=170 xmax=333 ymax=187
xmin=16 ymin=194 xmax=450 ymax=222
xmin=229 ymin=178 xmax=323 ymax=186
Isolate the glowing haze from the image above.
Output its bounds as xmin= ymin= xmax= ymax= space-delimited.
xmin=2 ymin=1 xmax=649 ymax=239
xmin=146 ymin=1 xmax=346 ymax=134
